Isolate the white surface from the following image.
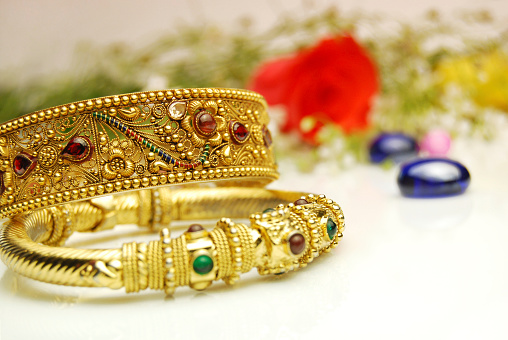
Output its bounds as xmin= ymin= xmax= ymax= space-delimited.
xmin=0 ymin=136 xmax=507 ymax=340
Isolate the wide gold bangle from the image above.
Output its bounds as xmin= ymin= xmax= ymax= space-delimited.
xmin=0 ymin=88 xmax=277 ymax=219
xmin=0 ymin=187 xmax=345 ymax=295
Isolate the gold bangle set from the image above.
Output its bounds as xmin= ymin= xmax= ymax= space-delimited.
xmin=0 ymin=88 xmax=345 ymax=296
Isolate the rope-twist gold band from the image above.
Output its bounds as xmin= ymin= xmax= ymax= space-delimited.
xmin=173 ymin=235 xmax=190 ymax=287
xmin=209 ymin=228 xmax=232 ymax=280
xmin=237 ymin=224 xmax=255 ymax=273
xmin=147 ymin=240 xmax=164 ymax=290
xmin=122 ymin=242 xmax=138 ymax=293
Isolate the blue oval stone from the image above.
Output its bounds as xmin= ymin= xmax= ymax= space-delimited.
xmin=397 ymin=158 xmax=471 ymax=198
xmin=369 ymin=133 xmax=418 ymax=163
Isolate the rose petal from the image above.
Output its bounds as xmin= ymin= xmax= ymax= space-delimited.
xmin=249 ymin=56 xmax=299 ymax=105
xmin=249 ymin=34 xmax=379 ymax=144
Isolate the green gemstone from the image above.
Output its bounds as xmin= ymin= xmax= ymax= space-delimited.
xmin=193 ymin=255 xmax=214 ymax=275
xmin=263 ymin=208 xmax=275 ymax=214
xmin=327 ymin=217 xmax=337 ymax=240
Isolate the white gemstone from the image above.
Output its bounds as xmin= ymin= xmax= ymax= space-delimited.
xmin=230 ymin=227 xmax=237 ymax=234
xmin=164 ymin=247 xmax=172 ymax=254
xmin=168 ymin=101 xmax=187 ymax=120
xmin=165 ymin=258 xmax=173 ymax=266
xmin=165 ymin=272 xmax=174 ymax=279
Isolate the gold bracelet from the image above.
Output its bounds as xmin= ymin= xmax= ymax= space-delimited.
xmin=0 ymin=88 xmax=277 ymax=219
xmin=0 ymin=187 xmax=345 ymax=295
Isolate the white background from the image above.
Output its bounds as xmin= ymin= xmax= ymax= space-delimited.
xmin=1 ymin=1 xmax=508 ymax=340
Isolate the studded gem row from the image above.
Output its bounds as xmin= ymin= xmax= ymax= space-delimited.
xmin=92 ymin=111 xmax=210 ymax=169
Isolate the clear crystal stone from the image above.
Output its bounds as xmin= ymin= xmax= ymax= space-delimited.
xmin=168 ymin=101 xmax=186 ymax=120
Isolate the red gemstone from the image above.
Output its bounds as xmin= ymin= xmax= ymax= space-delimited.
xmin=288 ymin=233 xmax=306 ymax=255
xmin=62 ymin=136 xmax=90 ymax=161
xmin=0 ymin=171 xmax=5 ymax=196
xmin=13 ymin=153 xmax=36 ymax=177
xmin=230 ymin=121 xmax=249 ymax=143
xmin=294 ymin=198 xmax=309 ymax=206
xmin=262 ymin=126 xmax=273 ymax=147
xmin=195 ymin=110 xmax=217 ymax=136
xmin=187 ymin=224 xmax=204 ymax=232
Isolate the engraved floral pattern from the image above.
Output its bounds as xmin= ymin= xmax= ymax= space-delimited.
xmin=103 ymin=148 xmax=135 ymax=180
xmin=181 ymin=100 xmax=226 ymax=147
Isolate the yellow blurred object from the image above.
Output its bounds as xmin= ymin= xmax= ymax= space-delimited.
xmin=436 ymin=51 xmax=508 ymax=111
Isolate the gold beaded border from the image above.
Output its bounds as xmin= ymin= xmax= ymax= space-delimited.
xmin=236 ymin=224 xmax=255 ymax=273
xmin=0 ymin=88 xmax=266 ymax=135
xmin=172 ymin=234 xmax=190 ymax=287
xmin=218 ymin=218 xmax=243 ymax=285
xmin=0 ymin=166 xmax=278 ymax=218
xmin=160 ymin=228 xmax=176 ymax=295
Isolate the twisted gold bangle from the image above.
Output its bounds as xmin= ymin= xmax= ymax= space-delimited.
xmin=0 ymin=187 xmax=345 ymax=295
xmin=0 ymin=88 xmax=277 ymax=219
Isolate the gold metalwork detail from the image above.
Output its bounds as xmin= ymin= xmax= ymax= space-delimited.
xmin=0 ymin=88 xmax=276 ymax=219
xmin=0 ymin=187 xmax=345 ymax=296
xmin=209 ymin=228 xmax=232 ymax=280
xmin=103 ymin=147 xmax=136 ymax=180
xmin=147 ymin=240 xmax=164 ymax=290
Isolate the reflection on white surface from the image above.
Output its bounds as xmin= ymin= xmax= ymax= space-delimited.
xmin=397 ymin=194 xmax=473 ymax=229
xmin=407 ymin=161 xmax=461 ymax=181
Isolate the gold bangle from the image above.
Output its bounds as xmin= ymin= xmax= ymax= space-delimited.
xmin=0 ymin=88 xmax=277 ymax=219
xmin=0 ymin=187 xmax=345 ymax=295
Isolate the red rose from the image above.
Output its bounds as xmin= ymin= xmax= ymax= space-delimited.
xmin=249 ymin=35 xmax=379 ymax=144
